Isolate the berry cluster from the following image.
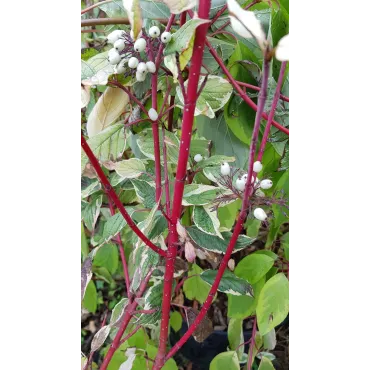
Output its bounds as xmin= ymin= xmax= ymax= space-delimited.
xmin=106 ymin=27 xmax=172 ymax=82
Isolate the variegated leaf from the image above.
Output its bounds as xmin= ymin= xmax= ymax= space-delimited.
xmin=193 ymin=204 xmax=222 ymax=238
xmin=91 ymin=325 xmax=111 ymax=352
xmin=115 ymin=158 xmax=146 ymax=179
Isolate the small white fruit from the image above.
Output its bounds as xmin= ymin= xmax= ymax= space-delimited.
xmin=115 ymin=59 xmax=127 ymax=74
xmin=137 ymin=62 xmax=148 ymax=74
xmin=253 ymin=161 xmax=263 ymax=173
xmin=107 ymin=30 xmax=125 ymax=44
xmin=161 ymin=32 xmax=172 ymax=43
xmin=146 ymin=61 xmax=156 ymax=73
xmin=236 ymin=177 xmax=246 ymax=191
xmin=253 ymin=208 xmax=267 ymax=221
xmin=134 ymin=38 xmax=147 ymax=52
xmin=148 ymin=108 xmax=158 ymax=121
xmin=221 ymin=162 xmax=231 ymax=176
xmin=242 ymin=173 xmax=255 ymax=184
xmin=194 ymin=154 xmax=203 ymax=162
xmin=128 ymin=57 xmax=139 ymax=68
xmin=135 ymin=70 xmax=146 ymax=82
xmin=108 ymin=49 xmax=121 ymax=65
xmin=260 ymin=179 xmax=273 ymax=190
xmin=114 ymin=39 xmax=126 ymax=51
xmin=149 ymin=26 xmax=160 ymax=38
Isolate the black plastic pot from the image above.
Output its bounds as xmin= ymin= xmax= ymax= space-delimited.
xmin=170 ymin=322 xmax=252 ymax=370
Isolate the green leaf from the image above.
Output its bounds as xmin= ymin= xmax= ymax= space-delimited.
xmin=93 ymin=266 xmax=114 ymax=284
xmin=83 ymin=280 xmax=97 ymax=313
xmin=256 ymin=273 xmax=289 ymax=335
xmin=146 ymin=343 xmax=178 ymax=369
xmin=177 ymin=76 xmax=233 ymax=118
xmin=193 ymin=205 xmax=222 ymax=238
xmin=95 ymin=210 xmax=134 ymax=247
xmin=115 ymin=158 xmax=146 ymax=179
xmin=202 ymin=37 xmax=235 ymax=73
xmin=235 ymin=253 xmax=275 ymax=284
xmin=163 ymin=18 xmax=210 ymax=56
xmin=94 ymin=243 xmax=119 ymax=274
xmin=182 ymin=184 xmax=232 ymax=206
xmin=162 ymin=0 xmax=197 ymax=14
xmin=86 ymin=87 xmax=129 ymax=137
xmin=281 ymin=232 xmax=289 ymax=260
xmin=81 ymin=177 xmax=101 ymax=198
xmin=194 ymin=155 xmax=235 ymax=170
xmin=183 ymin=263 xmax=210 ymax=304
xmin=263 ymin=328 xmax=277 ymax=350
xmin=228 ymin=318 xmax=244 ymax=360
xmin=123 ymin=0 xmax=142 ymax=40
xmin=186 ymin=226 xmax=255 ymax=254
xmin=110 ymin=297 xmax=129 ymax=326
xmin=196 ymin=114 xmax=249 ymax=169
xmin=258 ymin=356 xmax=275 ymax=370
xmin=210 ymin=351 xmax=239 ymax=370
xmin=131 ymin=179 xmax=156 ymax=208
xmin=227 ymin=277 xmax=265 ymax=319
xmin=81 ymin=223 xmax=89 ymax=259
xmin=189 ymin=138 xmax=210 ymax=158
xmin=81 ymin=195 xmax=103 ymax=231
xmin=136 ymin=129 xmax=179 ymax=164
xmin=170 ymin=311 xmax=182 ymax=332
xmin=200 ymin=269 xmax=253 ymax=296
xmin=218 ymin=199 xmax=240 ymax=230
xmin=81 ymin=123 xmax=130 ymax=172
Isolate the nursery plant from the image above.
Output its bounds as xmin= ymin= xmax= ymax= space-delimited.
xmin=81 ymin=0 xmax=289 ymax=369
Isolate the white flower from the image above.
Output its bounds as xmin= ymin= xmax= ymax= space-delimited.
xmin=107 ymin=30 xmax=125 ymax=44
xmin=260 ymin=179 xmax=273 ymax=190
xmin=161 ymin=32 xmax=172 ymax=43
xmin=137 ymin=62 xmax=148 ymax=74
xmin=136 ymin=70 xmax=146 ymax=82
xmin=114 ymin=39 xmax=126 ymax=51
xmin=236 ymin=177 xmax=246 ymax=191
xmin=220 ymin=162 xmax=231 ymax=176
xmin=194 ymin=154 xmax=203 ymax=162
xmin=128 ymin=57 xmax=139 ymax=69
xmin=108 ymin=49 xmax=121 ymax=65
xmin=253 ymin=161 xmax=263 ymax=173
xmin=275 ymin=34 xmax=289 ymax=61
xmin=185 ymin=241 xmax=196 ymax=263
xmin=146 ymin=61 xmax=156 ymax=74
xmin=254 ymin=208 xmax=267 ymax=221
xmin=227 ymin=0 xmax=266 ymax=48
xmin=148 ymin=108 xmax=158 ymax=121
xmin=134 ymin=38 xmax=147 ymax=52
xmin=149 ymin=26 xmax=160 ymax=38
xmin=115 ymin=59 xmax=127 ymax=74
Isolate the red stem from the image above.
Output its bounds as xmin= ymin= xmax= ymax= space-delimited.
xmin=180 ymin=12 xmax=187 ymax=26
xmin=155 ymin=14 xmax=176 ymax=69
xmin=165 ymin=55 xmax=271 ymax=363
xmin=153 ymin=1 xmax=212 ymax=368
xmin=167 ymin=96 xmax=175 ymax=132
xmin=257 ymin=61 xmax=287 ymax=162
xmin=162 ymin=126 xmax=171 ymax=214
xmin=81 ymin=136 xmax=166 ymax=257
xmin=236 ymin=80 xmax=289 ymax=102
xmin=100 ymin=270 xmax=153 ymax=370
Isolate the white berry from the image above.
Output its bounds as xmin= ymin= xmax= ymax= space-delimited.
xmin=242 ymin=173 xmax=255 ymax=184
xmin=108 ymin=49 xmax=121 ymax=65
xmin=194 ymin=154 xmax=203 ymax=162
xmin=220 ymin=162 xmax=230 ymax=176
xmin=107 ymin=30 xmax=125 ymax=44
xmin=161 ymin=32 xmax=172 ymax=43
xmin=135 ymin=71 xmax=146 ymax=82
xmin=146 ymin=61 xmax=156 ymax=73
xmin=253 ymin=161 xmax=263 ymax=173
xmin=128 ymin=57 xmax=139 ymax=69
xmin=134 ymin=38 xmax=147 ymax=52
xmin=115 ymin=59 xmax=127 ymax=74
xmin=149 ymin=26 xmax=160 ymax=38
xmin=114 ymin=39 xmax=125 ymax=51
xmin=137 ymin=62 xmax=148 ymax=74
xmin=254 ymin=208 xmax=267 ymax=221
xmin=236 ymin=177 xmax=246 ymax=191
xmin=260 ymin=179 xmax=273 ymax=190
xmin=148 ymin=108 xmax=158 ymax=121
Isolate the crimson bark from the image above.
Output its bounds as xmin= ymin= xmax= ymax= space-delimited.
xmin=153 ymin=1 xmax=212 ymax=368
